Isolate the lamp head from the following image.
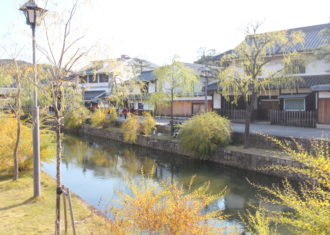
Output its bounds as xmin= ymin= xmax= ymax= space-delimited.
xmin=19 ymin=0 xmax=47 ymax=27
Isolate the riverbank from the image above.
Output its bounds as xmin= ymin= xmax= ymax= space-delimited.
xmin=68 ymin=125 xmax=304 ymax=179
xmin=0 ymin=171 xmax=109 ymax=235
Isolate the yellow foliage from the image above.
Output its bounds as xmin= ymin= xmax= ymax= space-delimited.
xmin=178 ymin=112 xmax=231 ymax=158
xmin=142 ymin=112 xmax=156 ymax=136
xmin=0 ymin=114 xmax=55 ymax=171
xmin=245 ymin=137 xmax=330 ymax=235
xmin=64 ymin=106 xmax=89 ymax=129
xmin=90 ymin=108 xmax=107 ymax=127
xmin=106 ymin=106 xmax=118 ymax=125
xmin=108 ymin=175 xmax=226 ymax=234
xmin=240 ymin=208 xmax=276 ymax=235
xmin=121 ymin=114 xmax=140 ymax=143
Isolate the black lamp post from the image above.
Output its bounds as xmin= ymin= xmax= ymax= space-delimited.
xmin=19 ymin=0 xmax=47 ymax=197
xmin=201 ymin=66 xmax=212 ymax=112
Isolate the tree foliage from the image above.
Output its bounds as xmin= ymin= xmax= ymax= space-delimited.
xmin=178 ymin=112 xmax=231 ymax=158
xmin=153 ymin=57 xmax=198 ymax=135
xmin=141 ymin=112 xmax=156 ymax=136
xmin=121 ymin=114 xmax=140 ymax=143
xmin=218 ymin=22 xmax=305 ymax=147
xmin=244 ymin=137 xmax=330 ymax=235
xmin=107 ymin=106 xmax=118 ymax=124
xmin=316 ymin=27 xmax=330 ymax=64
xmin=64 ymin=106 xmax=89 ymax=129
xmin=0 ymin=114 xmax=55 ymax=172
xmin=90 ymin=108 xmax=107 ymax=127
xmin=107 ymin=175 xmax=225 ymax=235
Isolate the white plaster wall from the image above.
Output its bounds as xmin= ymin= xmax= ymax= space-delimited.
xmin=213 ymin=93 xmax=221 ymax=109
xmin=261 ymin=56 xmax=330 ymax=76
xmin=262 ymin=59 xmax=283 ymax=76
xmin=306 ymin=58 xmax=330 ymax=74
xmin=319 ymin=91 xmax=330 ymax=98
xmin=148 ymin=82 xmax=155 ymax=93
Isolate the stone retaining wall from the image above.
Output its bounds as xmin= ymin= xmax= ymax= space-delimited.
xmin=72 ymin=125 xmax=304 ymax=179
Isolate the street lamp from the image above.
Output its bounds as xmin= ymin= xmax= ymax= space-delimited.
xmin=19 ymin=0 xmax=47 ymax=197
xmin=201 ymin=66 xmax=212 ymax=112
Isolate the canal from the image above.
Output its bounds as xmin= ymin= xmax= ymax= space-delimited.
xmin=43 ymin=134 xmax=285 ymax=232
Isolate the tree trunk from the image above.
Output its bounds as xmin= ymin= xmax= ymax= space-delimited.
xmin=13 ymin=113 xmax=20 ymax=181
xmin=244 ymin=107 xmax=251 ymax=148
xmin=55 ymin=111 xmax=62 ymax=235
xmin=170 ymin=90 xmax=174 ymax=136
xmin=244 ymin=93 xmax=255 ymax=148
xmin=13 ymin=81 xmax=21 ymax=181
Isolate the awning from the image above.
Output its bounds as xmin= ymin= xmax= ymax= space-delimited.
xmin=278 ymin=94 xmax=309 ymax=99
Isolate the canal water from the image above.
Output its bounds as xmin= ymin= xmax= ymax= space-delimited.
xmin=43 ymin=134 xmax=286 ymax=233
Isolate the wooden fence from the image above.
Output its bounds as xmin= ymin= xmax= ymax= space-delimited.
xmin=269 ymin=110 xmax=316 ymax=128
xmin=220 ymin=109 xmax=246 ymax=122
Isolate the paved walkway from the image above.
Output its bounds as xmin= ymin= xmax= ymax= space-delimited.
xmin=232 ymin=123 xmax=330 ymax=139
xmin=118 ymin=116 xmax=330 ymax=140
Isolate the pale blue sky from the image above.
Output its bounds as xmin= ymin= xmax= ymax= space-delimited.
xmin=1 ymin=0 xmax=330 ymax=66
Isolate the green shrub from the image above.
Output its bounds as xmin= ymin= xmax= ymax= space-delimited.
xmin=178 ymin=112 xmax=231 ymax=158
xmin=121 ymin=114 xmax=140 ymax=143
xmin=90 ymin=108 xmax=107 ymax=127
xmin=64 ymin=106 xmax=89 ymax=129
xmin=142 ymin=112 xmax=156 ymax=136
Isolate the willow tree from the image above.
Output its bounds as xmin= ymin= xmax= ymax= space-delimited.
xmin=0 ymin=58 xmax=31 ymax=180
xmin=153 ymin=57 xmax=198 ymax=135
xmin=218 ymin=22 xmax=305 ymax=147
xmin=38 ymin=1 xmax=89 ymax=234
xmin=107 ymin=59 xmax=145 ymax=108
xmin=316 ymin=26 xmax=330 ymax=63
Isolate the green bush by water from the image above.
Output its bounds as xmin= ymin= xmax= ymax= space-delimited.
xmin=178 ymin=112 xmax=231 ymax=159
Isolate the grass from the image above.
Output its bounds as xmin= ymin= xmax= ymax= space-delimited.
xmin=0 ymin=171 xmax=110 ymax=235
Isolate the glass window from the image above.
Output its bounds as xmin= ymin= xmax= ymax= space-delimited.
xmin=138 ymin=103 xmax=144 ymax=110
xmin=99 ymin=74 xmax=109 ymax=83
xmin=88 ymin=74 xmax=97 ymax=83
xmin=284 ymin=98 xmax=305 ymax=111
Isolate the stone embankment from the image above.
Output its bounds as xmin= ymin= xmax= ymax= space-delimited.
xmin=66 ymin=125 xmax=308 ymax=179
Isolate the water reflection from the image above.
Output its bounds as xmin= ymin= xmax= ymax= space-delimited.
xmin=43 ymin=134 xmax=285 ymax=231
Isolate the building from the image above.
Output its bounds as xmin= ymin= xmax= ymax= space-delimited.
xmin=77 ymin=55 xmax=159 ymax=111
xmin=148 ymin=62 xmax=218 ymax=117
xmin=206 ymin=23 xmax=330 ymax=127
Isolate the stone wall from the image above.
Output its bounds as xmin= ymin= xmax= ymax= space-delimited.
xmin=74 ymin=125 xmax=304 ymax=179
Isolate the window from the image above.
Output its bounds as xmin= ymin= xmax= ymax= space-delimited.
xmin=284 ymin=98 xmax=305 ymax=111
xmin=99 ymin=74 xmax=109 ymax=83
xmin=138 ymin=103 xmax=144 ymax=110
xmin=88 ymin=74 xmax=97 ymax=83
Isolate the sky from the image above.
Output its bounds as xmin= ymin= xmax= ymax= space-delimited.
xmin=0 ymin=0 xmax=330 ymax=67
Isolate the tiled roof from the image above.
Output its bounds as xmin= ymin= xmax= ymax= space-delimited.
xmin=212 ymin=23 xmax=330 ymax=61
xmin=138 ymin=70 xmax=156 ymax=82
xmin=297 ymin=74 xmax=330 ymax=88
xmin=311 ymin=84 xmax=330 ymax=91
xmin=205 ymin=74 xmax=330 ymax=92
xmin=84 ymin=90 xmax=107 ymax=100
